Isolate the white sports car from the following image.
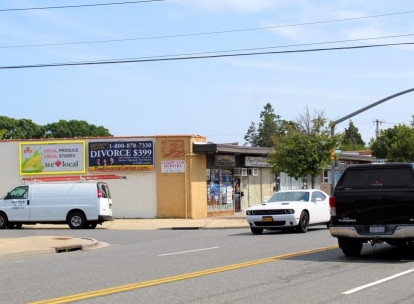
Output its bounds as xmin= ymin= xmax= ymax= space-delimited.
xmin=246 ymin=189 xmax=331 ymax=234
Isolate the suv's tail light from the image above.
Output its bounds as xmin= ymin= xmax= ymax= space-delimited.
xmin=329 ymin=196 xmax=336 ymax=216
xmin=97 ymin=188 xmax=102 ymax=198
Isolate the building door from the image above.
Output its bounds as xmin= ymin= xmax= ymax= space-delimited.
xmin=241 ymin=177 xmax=249 ymax=213
xmin=234 ymin=178 xmax=241 ymax=212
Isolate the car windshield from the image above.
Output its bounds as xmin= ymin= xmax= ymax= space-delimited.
xmin=267 ymin=191 xmax=310 ymax=203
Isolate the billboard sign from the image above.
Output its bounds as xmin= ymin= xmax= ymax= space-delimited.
xmin=19 ymin=141 xmax=86 ymax=175
xmin=88 ymin=140 xmax=154 ymax=172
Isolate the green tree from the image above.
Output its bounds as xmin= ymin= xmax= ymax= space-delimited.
xmin=44 ymin=120 xmax=112 ymax=138
xmin=337 ymin=120 xmax=366 ymax=150
xmin=370 ymin=125 xmax=414 ymax=161
xmin=244 ymin=103 xmax=292 ymax=147
xmin=268 ymin=107 xmax=336 ymax=188
xmin=244 ymin=122 xmax=259 ymax=147
xmin=0 ymin=129 xmax=6 ymax=139
xmin=0 ymin=116 xmax=44 ymax=139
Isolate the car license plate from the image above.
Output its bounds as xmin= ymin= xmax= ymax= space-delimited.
xmin=262 ymin=216 xmax=273 ymax=222
xmin=369 ymin=225 xmax=385 ymax=233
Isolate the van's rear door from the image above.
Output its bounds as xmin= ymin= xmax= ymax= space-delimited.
xmin=97 ymin=182 xmax=112 ymax=216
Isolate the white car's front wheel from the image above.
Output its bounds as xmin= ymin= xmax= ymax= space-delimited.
xmin=296 ymin=211 xmax=309 ymax=233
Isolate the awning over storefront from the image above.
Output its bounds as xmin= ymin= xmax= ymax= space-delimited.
xmin=337 ymin=154 xmax=376 ymax=163
xmin=193 ymin=143 xmax=273 ymax=155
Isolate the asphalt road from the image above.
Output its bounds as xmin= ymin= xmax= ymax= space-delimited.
xmin=2 ymin=227 xmax=414 ymax=304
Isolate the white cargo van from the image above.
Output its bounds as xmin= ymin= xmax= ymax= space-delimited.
xmin=0 ymin=182 xmax=113 ymax=229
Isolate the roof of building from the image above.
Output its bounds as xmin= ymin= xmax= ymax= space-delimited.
xmin=193 ymin=143 xmax=273 ymax=155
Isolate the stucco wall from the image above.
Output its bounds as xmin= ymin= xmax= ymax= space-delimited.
xmin=0 ymin=141 xmax=23 ymax=197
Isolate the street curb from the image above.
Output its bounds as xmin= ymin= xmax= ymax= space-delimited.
xmin=201 ymin=226 xmax=250 ymax=229
xmin=78 ymin=238 xmax=99 ymax=250
xmin=0 ymin=238 xmax=99 ymax=259
xmin=53 ymin=238 xmax=99 ymax=252
xmin=0 ymin=248 xmax=56 ymax=259
xmin=160 ymin=226 xmax=249 ymax=230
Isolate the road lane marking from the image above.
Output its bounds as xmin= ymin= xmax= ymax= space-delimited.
xmin=157 ymin=247 xmax=219 ymax=256
xmin=342 ymin=268 xmax=414 ymax=295
xmin=29 ymin=245 xmax=338 ymax=304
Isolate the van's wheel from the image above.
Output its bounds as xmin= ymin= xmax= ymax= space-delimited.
xmin=0 ymin=212 xmax=8 ymax=229
xmin=8 ymin=223 xmax=22 ymax=229
xmin=86 ymin=223 xmax=97 ymax=229
xmin=338 ymin=238 xmax=363 ymax=257
xmin=68 ymin=212 xmax=86 ymax=229
xmin=296 ymin=211 xmax=309 ymax=233
xmin=250 ymin=227 xmax=263 ymax=235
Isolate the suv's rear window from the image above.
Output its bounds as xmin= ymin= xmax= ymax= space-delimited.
xmin=337 ymin=167 xmax=414 ymax=189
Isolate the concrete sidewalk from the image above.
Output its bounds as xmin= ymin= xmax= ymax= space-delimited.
xmin=0 ymin=215 xmax=249 ymax=259
xmin=0 ymin=236 xmax=100 ymax=259
xmin=20 ymin=215 xmax=250 ymax=230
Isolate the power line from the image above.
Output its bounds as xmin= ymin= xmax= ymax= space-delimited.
xmin=15 ymin=32 xmax=414 ymax=64
xmin=0 ymin=0 xmax=165 ymax=12
xmin=1 ymin=41 xmax=413 ymax=70
xmin=2 ymin=10 xmax=414 ymax=48
xmin=40 ymin=33 xmax=414 ymax=64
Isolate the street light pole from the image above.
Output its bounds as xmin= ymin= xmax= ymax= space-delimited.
xmin=330 ymin=88 xmax=414 ymax=194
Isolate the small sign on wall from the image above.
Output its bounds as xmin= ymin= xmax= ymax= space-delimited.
xmin=161 ymin=160 xmax=185 ymax=173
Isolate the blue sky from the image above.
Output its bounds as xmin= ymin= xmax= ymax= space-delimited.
xmin=2 ymin=0 xmax=414 ymax=146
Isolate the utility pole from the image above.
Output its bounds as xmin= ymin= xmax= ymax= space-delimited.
xmin=373 ymin=119 xmax=384 ymax=138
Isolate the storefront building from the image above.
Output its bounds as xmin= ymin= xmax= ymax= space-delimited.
xmin=193 ymin=143 xmax=275 ymax=217
xmin=0 ymin=136 xmax=277 ymax=219
xmin=0 ymin=135 xmax=208 ymax=219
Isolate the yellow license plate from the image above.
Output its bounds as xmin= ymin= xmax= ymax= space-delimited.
xmin=262 ymin=216 xmax=273 ymax=222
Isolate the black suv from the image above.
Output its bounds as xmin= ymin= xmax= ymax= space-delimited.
xmin=329 ymin=163 xmax=414 ymax=256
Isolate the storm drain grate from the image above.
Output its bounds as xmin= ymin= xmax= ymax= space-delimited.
xmin=54 ymin=245 xmax=83 ymax=253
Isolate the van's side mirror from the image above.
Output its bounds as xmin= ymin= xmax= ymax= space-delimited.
xmin=262 ymin=200 xmax=267 ymax=205
xmin=5 ymin=192 xmax=11 ymax=200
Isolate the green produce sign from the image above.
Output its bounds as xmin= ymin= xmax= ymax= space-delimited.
xmin=19 ymin=141 xmax=86 ymax=175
